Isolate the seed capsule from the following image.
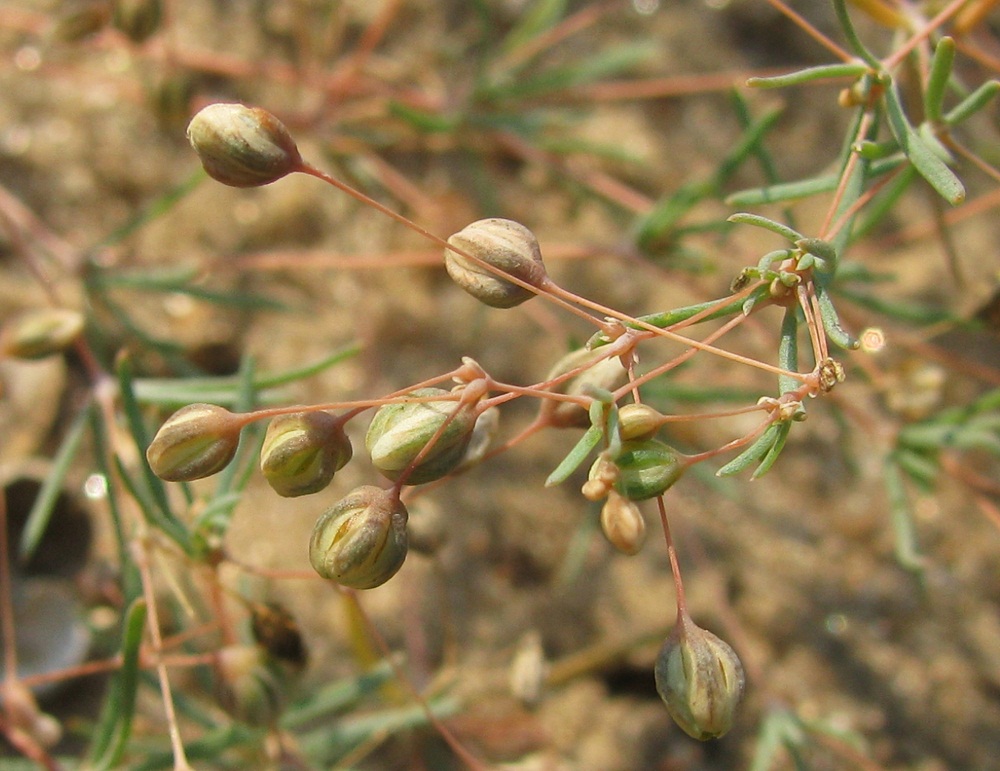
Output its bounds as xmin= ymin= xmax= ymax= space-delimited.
xmin=146 ymin=403 xmax=242 ymax=481
xmin=1 ymin=308 xmax=84 ymax=360
xmin=654 ymin=612 xmax=745 ymax=740
xmin=599 ymin=491 xmax=646 ymax=555
xmin=444 ymin=218 xmax=547 ymax=308
xmin=187 ymin=103 xmax=302 ymax=188
xmin=214 ymin=644 xmax=283 ymax=727
xmin=599 ymin=438 xmax=684 ymax=501
xmin=259 ymin=411 xmax=352 ymax=497
xmin=365 ymin=388 xmax=477 ymax=485
xmin=309 ymin=485 xmax=408 ymax=589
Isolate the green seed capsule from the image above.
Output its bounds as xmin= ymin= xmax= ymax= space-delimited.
xmin=601 ymin=438 xmax=684 ymax=501
xmin=146 ymin=403 xmax=242 ymax=481
xmin=309 ymin=486 xmax=408 ymax=589
xmin=365 ymin=388 xmax=476 ymax=485
xmin=654 ymin=612 xmax=745 ymax=740
xmin=444 ymin=218 xmax=547 ymax=309
xmin=259 ymin=411 xmax=352 ymax=497
xmin=187 ymin=103 xmax=302 ymax=188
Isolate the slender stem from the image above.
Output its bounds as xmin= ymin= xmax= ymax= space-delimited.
xmin=657 ymin=497 xmax=687 ymax=619
xmin=131 ymin=538 xmax=194 ymax=771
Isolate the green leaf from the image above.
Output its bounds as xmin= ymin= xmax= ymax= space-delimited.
xmin=545 ymin=423 xmax=603 ymax=487
xmin=747 ymin=61 xmax=869 ymax=89
xmin=924 ymin=37 xmax=955 ymax=124
xmin=501 ymin=0 xmax=567 ymax=55
xmin=727 ymin=213 xmax=804 ymax=243
xmin=751 ymin=421 xmax=791 ymax=479
xmin=815 ymin=285 xmax=858 ymax=350
xmin=88 ymin=598 xmax=148 ymax=770
xmin=883 ymin=81 xmax=965 ymax=205
xmin=778 ymin=309 xmax=799 ymax=396
xmin=388 ymin=100 xmax=460 ymax=133
xmin=717 ymin=423 xmax=782 ymax=477
xmin=832 ymin=0 xmax=882 ymax=69
xmin=19 ymin=402 xmax=92 ymax=562
xmin=944 ymin=79 xmax=1000 ymax=126
xmin=883 ymin=458 xmax=926 ymax=574
xmin=587 ymin=291 xmax=759 ymax=349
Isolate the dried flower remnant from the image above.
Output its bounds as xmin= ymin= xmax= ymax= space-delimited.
xmin=187 ymin=103 xmax=303 ymax=187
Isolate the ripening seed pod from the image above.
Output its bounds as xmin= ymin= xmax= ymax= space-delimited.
xmin=111 ymin=0 xmax=162 ymax=43
xmin=540 ymin=348 xmax=628 ymax=429
xmin=187 ymin=103 xmax=302 ymax=188
xmin=0 ymin=308 xmax=84 ymax=360
xmin=365 ymin=388 xmax=477 ymax=485
xmin=309 ymin=485 xmax=409 ymax=589
xmin=600 ymin=491 xmax=646 ymax=555
xmin=607 ymin=437 xmax=684 ymax=501
xmin=214 ymin=644 xmax=284 ymax=727
xmin=146 ymin=403 xmax=242 ymax=481
xmin=444 ymin=218 xmax=547 ymax=308
xmin=618 ymin=403 xmax=665 ymax=441
xmin=259 ymin=411 xmax=352 ymax=497
xmin=654 ymin=612 xmax=745 ymax=740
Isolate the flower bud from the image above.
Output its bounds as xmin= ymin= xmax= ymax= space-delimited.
xmin=606 ymin=438 xmax=684 ymax=501
xmin=655 ymin=613 xmax=745 ymax=740
xmin=309 ymin=485 xmax=408 ymax=589
xmin=444 ymin=218 xmax=547 ymax=308
xmin=259 ymin=411 xmax=352 ymax=497
xmin=1 ymin=308 xmax=84 ymax=360
xmin=618 ymin=403 xmax=664 ymax=441
xmin=600 ymin=491 xmax=646 ymax=555
xmin=187 ymin=103 xmax=302 ymax=188
xmin=112 ymin=0 xmax=162 ymax=43
xmin=365 ymin=388 xmax=477 ymax=485
xmin=214 ymin=644 xmax=283 ymax=727
xmin=146 ymin=403 xmax=242 ymax=481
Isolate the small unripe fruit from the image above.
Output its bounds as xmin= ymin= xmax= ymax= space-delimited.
xmin=655 ymin=612 xmax=745 ymax=740
xmin=259 ymin=411 xmax=352 ymax=497
xmin=187 ymin=103 xmax=302 ymax=188
xmin=146 ymin=403 xmax=242 ymax=481
xmin=617 ymin=403 xmax=665 ymax=441
xmin=309 ymin=486 xmax=408 ymax=589
xmin=444 ymin=218 xmax=547 ymax=309
xmin=0 ymin=308 xmax=84 ymax=360
xmin=365 ymin=388 xmax=477 ymax=485
xmin=599 ymin=491 xmax=646 ymax=555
